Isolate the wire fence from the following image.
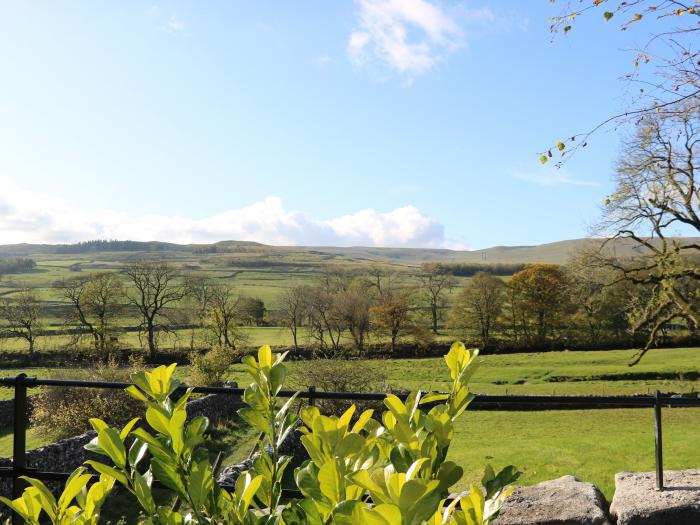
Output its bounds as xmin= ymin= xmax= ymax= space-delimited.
xmin=1 ymin=374 xmax=699 ymax=523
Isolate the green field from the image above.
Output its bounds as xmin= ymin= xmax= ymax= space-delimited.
xmin=0 ymin=246 xmax=470 ymax=357
xmin=2 ymin=346 xmax=700 ymax=498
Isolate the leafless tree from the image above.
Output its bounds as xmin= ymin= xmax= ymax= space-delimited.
xmin=336 ymin=284 xmax=372 ymax=352
xmin=279 ymin=286 xmax=306 ymax=351
xmin=304 ymin=285 xmax=345 ymax=358
xmin=209 ymin=284 xmax=247 ymax=350
xmin=591 ymin=106 xmax=700 ymax=362
xmin=183 ymin=274 xmax=218 ymax=349
xmin=60 ymin=272 xmax=125 ymax=354
xmin=0 ymin=289 xmax=41 ymax=354
xmin=124 ymin=260 xmax=185 ymax=358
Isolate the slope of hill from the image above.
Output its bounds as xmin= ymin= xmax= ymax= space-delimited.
xmin=1 ymin=237 xmax=698 ymax=265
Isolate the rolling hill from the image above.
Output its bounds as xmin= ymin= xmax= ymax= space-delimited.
xmin=0 ymin=237 xmax=698 ymax=265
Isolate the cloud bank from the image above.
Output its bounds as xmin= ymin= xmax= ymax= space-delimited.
xmin=0 ymin=178 xmax=459 ymax=248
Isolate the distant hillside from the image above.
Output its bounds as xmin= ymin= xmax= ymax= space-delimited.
xmin=0 ymin=237 xmax=698 ymax=265
xmin=307 ymin=237 xmax=700 ymax=265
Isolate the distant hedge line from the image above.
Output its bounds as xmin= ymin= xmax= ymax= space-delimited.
xmin=433 ymin=262 xmax=528 ymax=277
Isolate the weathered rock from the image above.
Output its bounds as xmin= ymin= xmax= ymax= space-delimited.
xmin=217 ymin=429 xmax=307 ymax=486
xmin=610 ymin=470 xmax=700 ymax=525
xmin=493 ymin=475 xmax=610 ymax=525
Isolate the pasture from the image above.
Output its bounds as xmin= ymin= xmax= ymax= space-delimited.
xmin=2 ymin=347 xmax=700 ymax=498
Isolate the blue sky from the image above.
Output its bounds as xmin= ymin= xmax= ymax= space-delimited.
xmin=0 ymin=1 xmax=644 ymax=249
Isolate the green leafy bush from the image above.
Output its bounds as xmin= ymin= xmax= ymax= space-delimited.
xmin=2 ymin=342 xmax=520 ymax=524
xmin=188 ymin=344 xmax=239 ymax=387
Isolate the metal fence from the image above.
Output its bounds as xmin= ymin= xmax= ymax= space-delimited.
xmin=1 ymin=374 xmax=700 ymax=523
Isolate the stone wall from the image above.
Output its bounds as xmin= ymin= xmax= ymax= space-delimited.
xmin=0 ymin=391 xmax=244 ymax=503
xmin=0 ymin=396 xmax=37 ymax=428
xmin=0 ymin=398 xmax=14 ymax=428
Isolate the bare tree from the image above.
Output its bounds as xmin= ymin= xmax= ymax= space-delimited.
xmin=0 ymin=289 xmax=41 ymax=354
xmin=209 ymin=284 xmax=247 ymax=350
xmin=336 ymin=284 xmax=372 ymax=352
xmin=279 ymin=286 xmax=306 ymax=351
xmin=124 ymin=261 xmax=185 ymax=358
xmin=183 ymin=274 xmax=218 ymax=349
xmin=304 ymin=285 xmax=345 ymax=358
xmin=60 ymin=272 xmax=125 ymax=354
xmin=592 ymin=107 xmax=700 ymax=362
xmin=418 ymin=263 xmax=456 ymax=333
xmin=566 ymin=256 xmax=637 ymax=345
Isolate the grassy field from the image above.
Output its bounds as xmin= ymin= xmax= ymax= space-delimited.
xmin=0 ymin=247 xmax=473 ymax=357
xmin=2 ymin=346 xmax=700 ymax=499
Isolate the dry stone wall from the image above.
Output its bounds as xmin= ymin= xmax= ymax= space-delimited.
xmin=0 ymin=391 xmax=244 ymax=504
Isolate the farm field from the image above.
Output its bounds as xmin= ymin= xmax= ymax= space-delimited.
xmin=2 ymin=346 xmax=700 ymax=498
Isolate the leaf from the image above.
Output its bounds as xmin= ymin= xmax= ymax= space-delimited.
xmin=128 ymin=439 xmax=149 ymax=468
xmin=125 ymin=385 xmax=149 ymax=402
xmin=133 ymin=470 xmax=156 ymax=515
xmin=20 ymin=476 xmax=57 ymax=520
xmin=88 ymin=418 xmax=109 ymax=434
xmin=97 ymin=427 xmax=127 ymax=468
xmin=318 ymin=460 xmax=343 ymax=503
xmin=57 ymin=470 xmax=91 ymax=513
xmin=85 ymin=461 xmax=128 ymax=488
xmin=120 ymin=417 xmax=141 ymax=440
xmin=258 ymin=344 xmax=273 ymax=370
xmin=151 ymin=458 xmax=187 ymax=497
xmin=539 ymin=155 xmax=548 ymax=165
xmin=187 ymin=459 xmax=214 ymax=511
xmin=556 ymin=141 xmax=565 ymax=152
xmin=604 ymin=11 xmax=614 ymax=20
xmin=146 ymin=406 xmax=172 ymax=437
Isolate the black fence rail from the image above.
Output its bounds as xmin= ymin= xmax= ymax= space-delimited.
xmin=1 ymin=374 xmax=700 ymax=523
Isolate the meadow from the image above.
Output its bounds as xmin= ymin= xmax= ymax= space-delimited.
xmin=2 ymin=243 xmax=700 ymax=500
xmin=3 ymin=346 xmax=700 ymax=498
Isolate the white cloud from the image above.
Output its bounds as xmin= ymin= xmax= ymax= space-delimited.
xmin=0 ymin=178 xmax=459 ymax=249
xmin=347 ymin=1 xmax=527 ymax=79
xmin=167 ymin=14 xmax=184 ymax=33
xmin=348 ymin=0 xmax=463 ymax=76
xmin=513 ymin=168 xmax=599 ymax=187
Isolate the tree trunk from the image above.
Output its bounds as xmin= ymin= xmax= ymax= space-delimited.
xmin=147 ymin=319 xmax=156 ymax=358
xmin=291 ymin=325 xmax=298 ymax=351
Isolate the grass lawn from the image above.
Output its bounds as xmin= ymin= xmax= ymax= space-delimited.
xmin=452 ymin=407 xmax=700 ymax=500
xmin=0 ymin=426 xmax=52 ymax=457
xmin=2 ymin=346 xmax=700 ymax=500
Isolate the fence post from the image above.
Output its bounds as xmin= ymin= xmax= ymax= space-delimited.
xmin=654 ymin=390 xmax=664 ymax=491
xmin=11 ymin=373 xmax=28 ymax=525
xmin=308 ymin=386 xmax=316 ymax=408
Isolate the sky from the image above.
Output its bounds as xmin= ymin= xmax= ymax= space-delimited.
xmin=0 ymin=1 xmax=650 ymax=249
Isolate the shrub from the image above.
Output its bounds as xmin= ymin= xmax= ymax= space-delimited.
xmin=4 ymin=343 xmax=520 ymax=525
xmin=30 ymin=359 xmax=144 ymax=440
xmin=188 ymin=344 xmax=238 ymax=386
xmin=291 ymin=358 xmax=389 ymax=416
